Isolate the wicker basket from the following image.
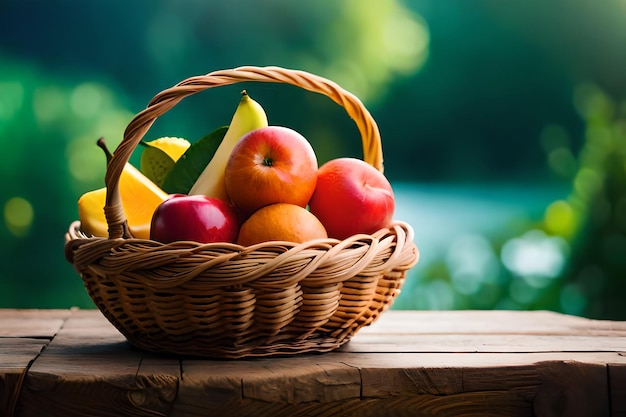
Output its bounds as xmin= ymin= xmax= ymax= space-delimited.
xmin=64 ymin=66 xmax=419 ymax=358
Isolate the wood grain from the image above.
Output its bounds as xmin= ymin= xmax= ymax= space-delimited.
xmin=609 ymin=361 xmax=626 ymax=417
xmin=0 ymin=338 xmax=49 ymax=417
xmin=0 ymin=308 xmax=69 ymax=417
xmin=0 ymin=309 xmax=71 ymax=338
xmin=2 ymin=309 xmax=625 ymax=417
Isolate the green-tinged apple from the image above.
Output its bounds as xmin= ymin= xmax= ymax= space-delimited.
xmin=150 ymin=194 xmax=240 ymax=244
xmin=308 ymin=157 xmax=395 ymax=240
xmin=224 ymin=126 xmax=318 ymax=217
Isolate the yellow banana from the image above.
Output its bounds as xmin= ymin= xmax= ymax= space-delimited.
xmin=189 ymin=90 xmax=268 ymax=199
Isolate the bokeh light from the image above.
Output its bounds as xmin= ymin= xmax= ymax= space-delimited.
xmin=446 ymin=234 xmax=499 ymax=295
xmin=544 ymin=200 xmax=576 ymax=237
xmin=4 ymin=196 xmax=34 ymax=237
xmin=33 ymin=86 xmax=67 ymax=125
xmin=70 ymin=83 xmax=107 ymax=119
xmin=0 ymin=81 xmax=24 ymax=121
xmin=501 ymin=230 xmax=568 ymax=280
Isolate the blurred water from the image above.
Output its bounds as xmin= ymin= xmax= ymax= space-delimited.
xmin=393 ymin=182 xmax=570 ymax=270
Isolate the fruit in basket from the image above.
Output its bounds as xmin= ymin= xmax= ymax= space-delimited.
xmin=237 ymin=203 xmax=327 ymax=246
xmin=78 ymin=138 xmax=169 ymax=239
xmin=140 ymin=136 xmax=190 ymax=186
xmin=224 ymin=126 xmax=318 ymax=217
xmin=189 ymin=91 xmax=268 ymax=200
xmin=78 ymin=150 xmax=169 ymax=239
xmin=150 ymin=194 xmax=240 ymax=244
xmin=309 ymin=157 xmax=394 ymax=240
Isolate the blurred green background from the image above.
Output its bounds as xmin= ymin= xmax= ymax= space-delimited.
xmin=1 ymin=0 xmax=625 ymax=319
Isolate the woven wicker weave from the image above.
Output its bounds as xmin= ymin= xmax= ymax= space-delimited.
xmin=65 ymin=66 xmax=419 ymax=358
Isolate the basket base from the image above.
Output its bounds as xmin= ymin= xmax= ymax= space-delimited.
xmin=66 ymin=219 xmax=418 ymax=359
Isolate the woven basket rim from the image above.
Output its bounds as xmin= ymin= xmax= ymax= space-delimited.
xmin=65 ymin=219 xmax=418 ymax=286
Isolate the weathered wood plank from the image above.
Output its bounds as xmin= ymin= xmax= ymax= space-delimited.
xmin=1 ymin=309 xmax=625 ymax=417
xmin=169 ymin=351 xmax=626 ymax=417
xmin=609 ymin=360 xmax=626 ymax=417
xmin=170 ymin=360 xmax=244 ymax=417
xmin=0 ymin=338 xmax=50 ymax=417
xmin=349 ymin=352 xmax=619 ymax=417
xmin=358 ymin=310 xmax=626 ymax=336
xmin=174 ymin=392 xmax=533 ymax=417
xmin=0 ymin=369 xmax=25 ymax=417
xmin=0 ymin=338 xmax=48 ymax=366
xmin=532 ymin=361 xmax=609 ymax=417
xmin=167 ymin=357 xmax=354 ymax=416
xmin=0 ymin=309 xmax=71 ymax=338
xmin=241 ymin=358 xmax=361 ymax=403
xmin=134 ymin=354 xmax=180 ymax=416
xmin=334 ymin=351 xmax=626 ymax=369
xmin=0 ymin=308 xmax=68 ymax=417
xmin=342 ymin=334 xmax=626 ymax=353
xmin=14 ymin=309 xmax=175 ymax=417
xmin=171 ymin=357 xmax=359 ymax=416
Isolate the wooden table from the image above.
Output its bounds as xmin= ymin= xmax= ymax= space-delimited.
xmin=1 ymin=309 xmax=625 ymax=417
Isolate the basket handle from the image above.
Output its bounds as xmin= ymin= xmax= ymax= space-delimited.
xmin=105 ymin=66 xmax=383 ymax=239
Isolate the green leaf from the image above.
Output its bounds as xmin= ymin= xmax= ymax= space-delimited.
xmin=161 ymin=126 xmax=228 ymax=194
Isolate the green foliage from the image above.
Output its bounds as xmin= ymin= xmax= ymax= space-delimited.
xmin=553 ymin=86 xmax=626 ymax=319
xmin=396 ymin=85 xmax=626 ymax=319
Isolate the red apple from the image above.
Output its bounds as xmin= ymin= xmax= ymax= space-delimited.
xmin=224 ymin=126 xmax=318 ymax=217
xmin=150 ymin=194 xmax=240 ymax=244
xmin=308 ymin=158 xmax=395 ymax=240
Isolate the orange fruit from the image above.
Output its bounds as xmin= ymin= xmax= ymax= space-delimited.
xmin=78 ymin=163 xmax=169 ymax=239
xmin=237 ymin=203 xmax=328 ymax=246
